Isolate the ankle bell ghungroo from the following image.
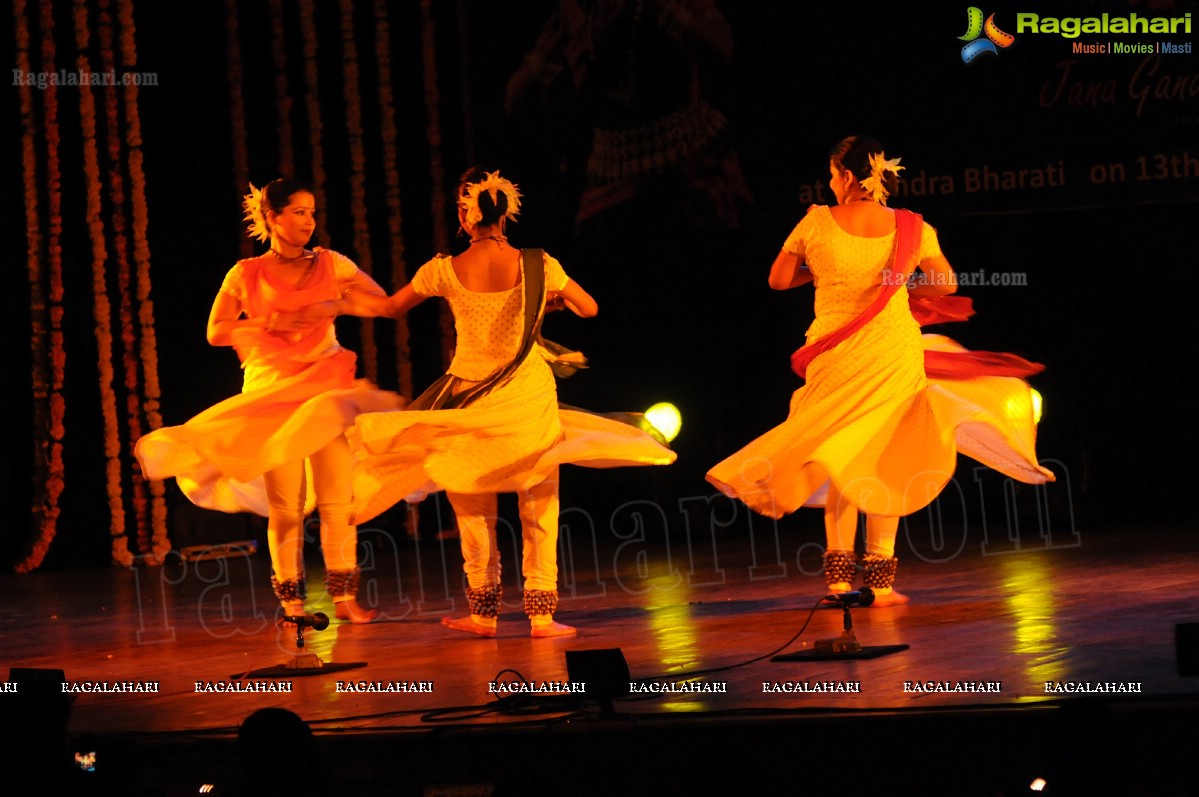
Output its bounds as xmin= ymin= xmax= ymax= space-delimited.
xmin=862 ymin=554 xmax=899 ymax=590
xmin=823 ymin=549 xmax=857 ymax=586
xmin=523 ymin=589 xmax=559 ymax=618
xmin=271 ymin=575 xmax=306 ymax=603
xmin=325 ymin=567 xmax=361 ymax=600
xmin=466 ymin=585 xmax=502 ymax=619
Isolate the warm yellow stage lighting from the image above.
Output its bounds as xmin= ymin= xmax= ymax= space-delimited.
xmin=1030 ymin=388 xmax=1043 ymax=424
xmin=1029 ymin=777 xmax=1047 ymax=792
xmin=644 ymin=402 xmax=682 ymax=443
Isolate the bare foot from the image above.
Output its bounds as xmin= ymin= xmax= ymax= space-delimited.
xmin=442 ymin=616 xmax=497 ymax=637
xmin=869 ymin=589 xmax=910 ymax=607
xmin=530 ymin=621 xmax=577 ymax=638
xmin=334 ymin=599 xmax=379 ymax=624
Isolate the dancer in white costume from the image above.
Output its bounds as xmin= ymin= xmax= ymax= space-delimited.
xmin=349 ymin=168 xmax=676 ymax=636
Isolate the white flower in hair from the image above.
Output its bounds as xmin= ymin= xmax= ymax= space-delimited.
xmin=860 ymin=152 xmax=904 ymax=205
xmin=242 ymin=183 xmax=270 ymax=243
xmin=461 ymin=171 xmax=522 ymax=229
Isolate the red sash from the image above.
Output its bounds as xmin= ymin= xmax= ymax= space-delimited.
xmin=790 ymin=211 xmax=1044 ymax=380
xmin=790 ymin=210 xmax=923 ymax=378
xmin=910 ymin=293 xmax=1044 ymax=378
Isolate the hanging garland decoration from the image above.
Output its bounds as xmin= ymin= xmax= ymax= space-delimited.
xmin=15 ymin=0 xmax=62 ymax=574
xmin=117 ymin=0 xmax=169 ymax=562
xmin=419 ymin=0 xmax=455 ymax=368
xmin=19 ymin=0 xmax=67 ymax=573
xmin=298 ymin=0 xmax=329 ymax=235
xmin=338 ymin=0 xmax=378 ymax=383
xmin=96 ymin=0 xmax=150 ymax=561
xmin=268 ymin=0 xmax=295 ymax=177
xmin=225 ymin=0 xmax=253 ymax=259
xmin=373 ymin=0 xmax=412 ymax=397
xmin=74 ymin=0 xmax=129 ymax=566
xmin=455 ymin=0 xmax=476 ymax=166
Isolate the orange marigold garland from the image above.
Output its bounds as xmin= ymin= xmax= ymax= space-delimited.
xmin=44 ymin=0 xmax=68 ymax=573
xmin=268 ymin=0 xmax=295 ymax=177
xmin=97 ymin=0 xmax=150 ymax=560
xmin=455 ymin=1 xmax=476 ymax=165
xmin=419 ymin=0 xmax=454 ymax=367
xmin=15 ymin=0 xmax=62 ymax=574
xmin=338 ymin=0 xmax=378 ymax=383
xmin=225 ymin=0 xmax=253 ymax=259
xmin=298 ymin=0 xmax=328 ymax=225
xmin=74 ymin=0 xmax=130 ymax=566
xmin=374 ymin=0 xmax=412 ymax=397
xmin=118 ymin=0 xmax=169 ymax=562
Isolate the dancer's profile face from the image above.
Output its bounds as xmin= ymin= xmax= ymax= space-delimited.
xmin=268 ymin=191 xmax=317 ymax=246
xmin=828 ymin=161 xmax=853 ymax=205
xmin=456 ymin=188 xmax=475 ymax=235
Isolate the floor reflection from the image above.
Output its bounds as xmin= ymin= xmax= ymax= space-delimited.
xmin=1000 ymin=556 xmax=1067 ymax=700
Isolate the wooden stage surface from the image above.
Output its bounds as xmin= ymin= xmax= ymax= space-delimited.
xmin=3 ymin=516 xmax=1198 ymax=795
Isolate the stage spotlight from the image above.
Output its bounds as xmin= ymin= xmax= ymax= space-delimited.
xmin=1029 ymin=777 xmax=1047 ymax=792
xmin=1030 ymin=388 xmax=1043 ymax=423
xmin=644 ymin=402 xmax=681 ymax=442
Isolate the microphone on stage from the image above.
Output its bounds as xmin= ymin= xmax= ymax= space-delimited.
xmin=282 ymin=612 xmax=330 ymax=630
xmin=823 ymin=587 xmax=875 ymax=607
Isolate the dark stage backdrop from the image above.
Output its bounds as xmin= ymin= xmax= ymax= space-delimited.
xmin=4 ymin=0 xmax=1195 ymax=569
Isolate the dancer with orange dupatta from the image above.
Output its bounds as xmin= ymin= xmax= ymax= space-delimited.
xmin=136 ymin=179 xmax=403 ymax=623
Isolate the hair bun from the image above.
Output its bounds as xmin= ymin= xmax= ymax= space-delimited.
xmin=460 ymin=171 xmax=521 ymax=228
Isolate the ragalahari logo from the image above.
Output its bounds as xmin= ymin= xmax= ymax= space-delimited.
xmin=959 ymin=7 xmax=1015 ymax=62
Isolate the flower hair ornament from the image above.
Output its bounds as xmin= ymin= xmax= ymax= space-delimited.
xmin=860 ymin=152 xmax=905 ymax=205
xmin=242 ymin=183 xmax=270 ymax=243
xmin=460 ymin=171 xmax=522 ymax=229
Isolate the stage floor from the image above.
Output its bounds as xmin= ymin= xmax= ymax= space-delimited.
xmin=4 ymin=518 xmax=1198 ymax=795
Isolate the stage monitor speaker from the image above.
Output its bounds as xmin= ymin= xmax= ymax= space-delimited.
xmin=9 ymin=667 xmax=66 ymax=691
xmin=5 ymin=668 xmax=73 ymax=768
xmin=565 ymin=648 xmax=630 ymax=700
xmin=1176 ymin=622 xmax=1199 ymax=676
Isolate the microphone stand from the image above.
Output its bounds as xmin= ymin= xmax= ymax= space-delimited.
xmin=232 ymin=612 xmax=368 ymax=679
xmin=771 ymin=589 xmax=910 ymax=662
xmin=814 ymin=602 xmax=862 ymax=655
xmin=286 ymin=614 xmax=327 ymax=671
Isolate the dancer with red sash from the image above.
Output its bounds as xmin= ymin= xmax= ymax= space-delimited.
xmin=707 ymin=136 xmax=1054 ymax=605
